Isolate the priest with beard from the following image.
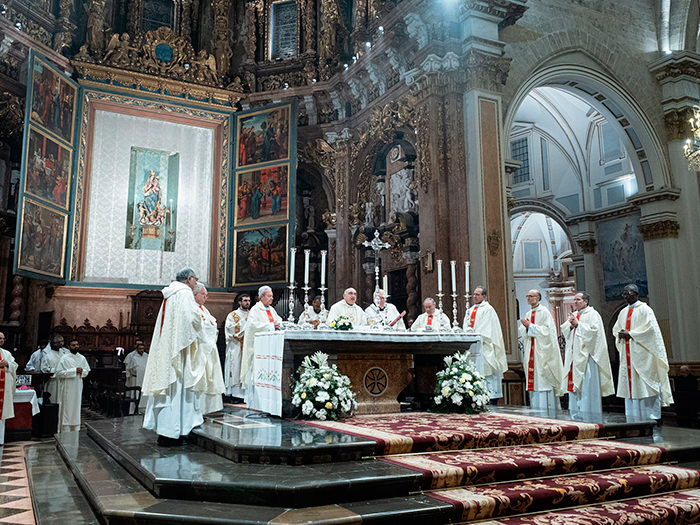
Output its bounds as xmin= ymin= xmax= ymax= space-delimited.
xmin=55 ymin=338 xmax=90 ymax=433
xmin=224 ymin=293 xmax=250 ymax=399
xmin=192 ymin=283 xmax=225 ymax=415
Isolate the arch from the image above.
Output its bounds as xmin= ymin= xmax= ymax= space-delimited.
xmin=510 ymin=199 xmax=576 ymax=255
xmin=504 ymin=53 xmax=672 ymax=192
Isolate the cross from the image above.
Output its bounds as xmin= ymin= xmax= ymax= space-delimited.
xmin=363 ymin=230 xmax=390 ymax=293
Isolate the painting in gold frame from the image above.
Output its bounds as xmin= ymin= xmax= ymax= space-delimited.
xmin=235 ymin=105 xmax=291 ymax=169
xmin=17 ymin=198 xmax=68 ymax=279
xmin=234 ymin=164 xmax=289 ymax=227
xmin=23 ymin=125 xmax=72 ymax=210
xmin=29 ymin=56 xmax=77 ymax=144
xmin=233 ymin=225 xmax=288 ymax=286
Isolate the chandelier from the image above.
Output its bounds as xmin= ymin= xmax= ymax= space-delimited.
xmin=684 ymin=105 xmax=700 ymax=170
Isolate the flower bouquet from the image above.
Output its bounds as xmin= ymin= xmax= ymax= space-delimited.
xmin=329 ymin=314 xmax=353 ymax=331
xmin=291 ymin=351 xmax=357 ymax=421
xmin=433 ymin=351 xmax=490 ymax=414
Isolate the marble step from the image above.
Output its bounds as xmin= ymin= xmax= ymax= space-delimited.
xmin=80 ymin=424 xmax=424 ymax=507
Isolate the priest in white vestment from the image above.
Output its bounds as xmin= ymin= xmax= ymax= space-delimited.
xmin=411 ymin=298 xmax=451 ymax=332
xmin=462 ymin=287 xmax=508 ymax=400
xmin=192 ymin=284 xmax=225 ymax=414
xmin=240 ymin=286 xmax=282 ymax=396
xmin=25 ymin=333 xmax=69 ymax=404
xmin=613 ymin=284 xmax=673 ymax=423
xmin=327 ymin=288 xmax=367 ymax=328
xmin=518 ymin=289 xmax=565 ymax=411
xmin=298 ymin=296 xmax=328 ymax=329
xmin=365 ymin=290 xmax=406 ymax=330
xmin=142 ymin=268 xmax=205 ymax=445
xmin=224 ymin=293 xmax=250 ymax=398
xmin=0 ymin=333 xmax=17 ymax=445
xmin=124 ymin=341 xmax=148 ymax=412
xmin=560 ymin=292 xmax=614 ymax=420
xmin=55 ymin=339 xmax=90 ymax=432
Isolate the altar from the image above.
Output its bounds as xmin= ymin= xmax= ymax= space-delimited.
xmin=250 ymin=330 xmax=482 ymax=416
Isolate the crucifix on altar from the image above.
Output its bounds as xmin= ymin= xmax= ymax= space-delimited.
xmin=363 ymin=230 xmax=390 ymax=294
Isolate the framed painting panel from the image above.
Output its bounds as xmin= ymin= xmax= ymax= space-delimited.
xmin=234 ymin=164 xmax=289 ymax=227
xmin=23 ymin=125 xmax=72 ymax=209
xmin=597 ymin=214 xmax=648 ymax=300
xmin=235 ymin=104 xmax=291 ymax=169
xmin=17 ymin=198 xmax=68 ymax=279
xmin=233 ymin=225 xmax=288 ymax=286
xmin=29 ymin=56 xmax=77 ymax=144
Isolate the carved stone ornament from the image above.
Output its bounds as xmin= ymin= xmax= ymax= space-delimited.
xmin=487 ymin=228 xmax=502 ymax=256
xmin=576 ymin=238 xmax=597 ymax=253
xmin=0 ymin=92 xmax=25 ymax=139
xmin=638 ymin=220 xmax=680 ymax=241
xmin=321 ymin=209 xmax=337 ymax=229
xmin=664 ymin=107 xmax=693 ymax=142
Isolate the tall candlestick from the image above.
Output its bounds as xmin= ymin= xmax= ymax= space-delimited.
xmin=383 ymin=274 xmax=388 ymax=295
xmin=320 ymin=250 xmax=327 ymax=287
xmin=437 ymin=260 xmax=443 ymax=292
xmin=303 ymin=249 xmax=310 ymax=286
xmin=464 ymin=261 xmax=470 ymax=294
xmin=450 ymin=260 xmax=457 ymax=293
xmin=289 ymin=247 xmax=296 ymax=284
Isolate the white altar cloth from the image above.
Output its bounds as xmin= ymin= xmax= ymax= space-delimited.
xmin=249 ymin=332 xmax=285 ymax=417
xmin=14 ymin=389 xmax=40 ymax=415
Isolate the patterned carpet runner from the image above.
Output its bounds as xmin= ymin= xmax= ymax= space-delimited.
xmin=483 ymin=488 xmax=700 ymax=524
xmin=296 ymin=412 xmax=600 ymax=454
xmin=381 ymin=440 xmax=666 ymax=489
xmin=427 ymin=465 xmax=700 ymax=522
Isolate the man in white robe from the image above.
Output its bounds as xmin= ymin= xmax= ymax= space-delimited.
xmin=328 ymin=288 xmax=367 ymax=328
xmin=55 ymin=338 xmax=90 ymax=433
xmin=0 ymin=333 xmax=17 ymax=445
xmin=518 ymin=289 xmax=564 ymax=411
xmin=224 ymin=293 xmax=250 ymax=398
xmin=25 ymin=333 xmax=69 ymax=404
xmin=192 ymin=284 xmax=225 ymax=414
xmin=142 ymin=268 xmax=205 ymax=445
xmin=240 ymin=286 xmax=282 ymax=395
xmin=365 ymin=290 xmax=406 ymax=330
xmin=124 ymin=341 xmax=148 ymax=413
xmin=561 ymin=292 xmax=614 ymax=420
xmin=613 ymin=284 xmax=673 ymax=423
xmin=411 ymin=298 xmax=451 ymax=332
xmin=462 ymin=287 xmax=508 ymax=400
xmin=298 ymin=296 xmax=328 ymax=329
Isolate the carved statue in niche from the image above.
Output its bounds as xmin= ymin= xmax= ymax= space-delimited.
xmin=104 ymin=34 xmax=133 ymax=67
xmin=302 ymin=192 xmax=316 ymax=231
xmin=84 ymin=0 xmax=107 ymax=55
xmin=364 ymin=201 xmax=374 ymax=228
xmin=390 ymin=167 xmax=416 ymax=215
xmin=190 ymin=50 xmax=218 ymax=83
xmin=213 ymin=36 xmax=233 ymax=78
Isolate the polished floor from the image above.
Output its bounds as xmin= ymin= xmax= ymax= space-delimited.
xmin=0 ymin=442 xmax=35 ymax=525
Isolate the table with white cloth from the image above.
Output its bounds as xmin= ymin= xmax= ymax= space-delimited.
xmin=250 ymin=330 xmax=482 ymax=416
xmin=6 ymin=389 xmax=41 ymax=441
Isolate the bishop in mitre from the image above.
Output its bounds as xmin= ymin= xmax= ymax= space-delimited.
xmin=224 ymin=293 xmax=250 ymax=398
xmin=192 ymin=283 xmax=225 ymax=414
xmin=411 ymin=298 xmax=451 ymax=331
xmin=560 ymin=292 xmax=614 ymax=419
xmin=327 ymin=288 xmax=367 ymax=328
xmin=462 ymin=286 xmax=508 ymax=400
xmin=0 ymin=332 xmax=17 ymax=445
xmin=518 ymin=289 xmax=565 ymax=411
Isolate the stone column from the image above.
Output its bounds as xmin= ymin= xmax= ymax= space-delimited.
xmin=571 ymin=220 xmax=604 ymax=307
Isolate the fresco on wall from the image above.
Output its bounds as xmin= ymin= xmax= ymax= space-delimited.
xmin=598 ymin=214 xmax=648 ymax=301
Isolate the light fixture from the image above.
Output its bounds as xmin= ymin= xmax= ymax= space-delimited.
xmin=684 ymin=105 xmax=700 ymax=170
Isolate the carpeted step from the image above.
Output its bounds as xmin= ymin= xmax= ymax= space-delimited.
xmin=298 ymin=411 xmax=600 ymax=454
xmin=381 ymin=439 xmax=666 ymax=489
xmin=426 ymin=464 xmax=700 ymax=522
xmin=481 ymin=488 xmax=700 ymax=524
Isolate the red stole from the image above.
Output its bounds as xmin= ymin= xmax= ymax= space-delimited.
xmin=527 ymin=309 xmax=536 ymax=391
xmin=265 ymin=308 xmax=275 ymax=323
xmin=0 ymin=366 xmax=5 ymax=419
xmin=159 ymin=298 xmax=168 ymax=335
xmin=625 ymin=307 xmax=635 ymax=398
xmin=469 ymin=306 xmax=479 ymax=329
xmin=567 ymin=312 xmax=583 ymax=392
xmin=426 ymin=315 xmax=433 ymax=327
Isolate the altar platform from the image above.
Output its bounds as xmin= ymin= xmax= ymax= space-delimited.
xmin=25 ymin=405 xmax=700 ymax=524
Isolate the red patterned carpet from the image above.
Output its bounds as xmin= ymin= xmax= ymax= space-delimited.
xmin=427 ymin=464 xmax=700 ymax=522
xmin=381 ymin=439 xmax=666 ymax=489
xmin=297 ymin=412 xmax=600 ymax=454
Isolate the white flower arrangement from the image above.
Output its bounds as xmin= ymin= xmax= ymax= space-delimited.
xmin=291 ymin=351 xmax=357 ymax=421
xmin=329 ymin=314 xmax=353 ymax=331
xmin=433 ymin=351 xmax=490 ymax=414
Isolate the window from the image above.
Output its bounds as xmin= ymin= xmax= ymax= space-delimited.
xmin=270 ymin=1 xmax=297 ymax=59
xmin=540 ymin=137 xmax=549 ymax=191
xmin=511 ymin=138 xmax=530 ymax=184
xmin=523 ymin=241 xmax=541 ymax=270
xmin=141 ymin=0 xmax=173 ymax=32
xmin=601 ymin=122 xmax=623 ymax=164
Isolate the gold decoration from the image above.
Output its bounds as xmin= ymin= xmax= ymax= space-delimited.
xmin=381 ymin=230 xmax=403 ymax=261
xmin=321 ymin=209 xmax=337 ymax=229
xmin=84 ymin=0 xmax=106 ymax=54
xmin=212 ymin=0 xmax=233 ymax=78
xmin=0 ymin=92 xmax=24 ymax=139
xmin=638 ymin=220 xmax=680 ymax=241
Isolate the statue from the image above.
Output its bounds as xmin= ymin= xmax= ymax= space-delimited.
xmin=104 ymin=33 xmax=133 ymax=67
xmin=84 ymin=0 xmax=107 ymax=55
xmin=364 ymin=201 xmax=374 ymax=228
xmin=190 ymin=50 xmax=218 ymax=84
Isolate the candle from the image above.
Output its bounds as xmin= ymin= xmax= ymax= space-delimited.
xmin=437 ymin=260 xmax=443 ymax=292
xmin=320 ymin=250 xmax=327 ymax=287
xmin=303 ymin=249 xmax=310 ymax=286
xmin=465 ymin=261 xmax=470 ymax=294
xmin=450 ymin=260 xmax=457 ymax=293
xmin=289 ymin=247 xmax=296 ymax=284
xmin=383 ymin=274 xmax=388 ymax=295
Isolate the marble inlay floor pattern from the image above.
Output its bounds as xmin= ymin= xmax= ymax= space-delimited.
xmin=0 ymin=443 xmax=35 ymax=524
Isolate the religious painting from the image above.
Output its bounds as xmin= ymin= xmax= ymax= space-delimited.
xmin=17 ymin=198 xmax=68 ymax=279
xmin=234 ymin=164 xmax=289 ymax=226
xmin=234 ymin=225 xmax=287 ymax=286
xmin=235 ymin=105 xmax=291 ymax=168
xmin=29 ymin=56 xmax=77 ymax=144
xmin=23 ymin=126 xmax=72 ymax=209
xmin=598 ymin=214 xmax=648 ymax=301
xmin=125 ymin=147 xmax=180 ymax=252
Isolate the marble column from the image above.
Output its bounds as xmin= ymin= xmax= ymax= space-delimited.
xmin=571 ymin=220 xmax=604 ymax=308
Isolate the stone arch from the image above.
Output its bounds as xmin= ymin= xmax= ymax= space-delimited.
xmin=504 ymin=53 xmax=672 ymax=192
xmin=509 ymin=200 xmax=576 ymax=256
